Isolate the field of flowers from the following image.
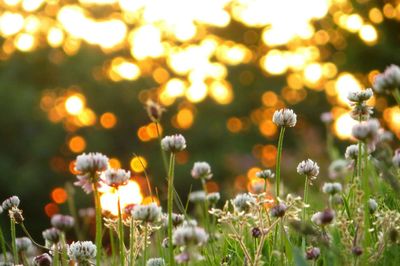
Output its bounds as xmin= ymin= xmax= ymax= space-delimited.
xmin=1 ymin=66 xmax=400 ymax=266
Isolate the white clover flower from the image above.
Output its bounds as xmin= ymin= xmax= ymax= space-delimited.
xmin=232 ymin=193 xmax=256 ymax=213
xmin=42 ymin=228 xmax=61 ymax=243
xmin=368 ymin=198 xmax=378 ymax=213
xmin=297 ymin=159 xmax=319 ymax=179
xmin=272 ymin=108 xmax=297 ymax=127
xmin=33 ymin=253 xmax=52 ymax=266
xmin=345 ymin=144 xmax=360 ymax=160
xmin=146 ymin=100 xmax=165 ymax=122
xmin=16 ymin=237 xmax=32 ymax=252
xmin=132 ymin=203 xmax=162 ymax=223
xmin=374 ymin=64 xmax=400 ymax=93
xmin=347 ymin=88 xmax=373 ymax=103
xmin=393 ymin=149 xmax=400 ymax=168
xmin=147 ymin=258 xmax=166 ymax=266
xmin=328 ymin=159 xmax=349 ymax=179
xmin=189 ymin=191 xmax=206 ymax=203
xmin=351 ymin=119 xmax=380 ymax=141
xmin=161 ymin=134 xmax=186 ymax=153
xmin=350 ymin=102 xmax=373 ymax=121
xmin=162 ymin=213 xmax=184 ymax=228
xmin=74 ymin=173 xmax=94 ymax=194
xmin=172 ymin=224 xmax=208 ymax=247
xmin=2 ymin=196 xmax=20 ymax=210
xmin=322 ymin=182 xmax=342 ymax=195
xmin=68 ymin=241 xmax=96 ymax=263
xmin=206 ymin=192 xmax=220 ymax=204
xmin=377 ymin=129 xmax=393 ymax=143
xmin=103 ymin=168 xmax=130 ymax=187
xmin=74 ymin=152 xmax=109 ymax=174
xmin=51 ymin=214 xmax=74 ymax=231
xmin=191 ymin=162 xmax=212 ymax=180
xmin=256 ymin=169 xmax=274 ymax=179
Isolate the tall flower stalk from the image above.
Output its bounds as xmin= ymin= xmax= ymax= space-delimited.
xmin=117 ymin=194 xmax=125 ymax=266
xmin=275 ymin=127 xmax=286 ymax=197
xmin=92 ymin=182 xmax=103 ymax=265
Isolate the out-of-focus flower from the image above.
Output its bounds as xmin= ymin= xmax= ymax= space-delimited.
xmin=16 ymin=237 xmax=32 ymax=252
xmin=368 ymin=198 xmax=378 ymax=213
xmin=322 ymin=183 xmax=342 ymax=195
xmin=42 ymin=228 xmax=61 ymax=244
xmin=191 ymin=162 xmax=212 ymax=180
xmin=172 ymin=224 xmax=208 ymax=247
xmin=350 ymin=102 xmax=373 ymax=121
xmin=347 ymin=88 xmax=373 ymax=103
xmin=311 ymin=209 xmax=335 ymax=226
xmin=345 ymin=145 xmax=361 ymax=160
xmin=206 ymin=192 xmax=220 ymax=204
xmin=162 ymin=213 xmax=184 ymax=228
xmin=328 ymin=160 xmax=349 ymax=179
xmin=351 ymin=119 xmax=380 ymax=141
xmin=146 ymin=100 xmax=165 ymax=122
xmin=189 ymin=191 xmax=206 ymax=203
xmin=2 ymin=196 xmax=20 ymax=211
xmin=74 ymin=152 xmax=109 ymax=174
xmin=51 ymin=214 xmax=74 ymax=231
xmin=305 ymin=247 xmax=320 ymax=260
xmin=297 ymin=159 xmax=319 ymax=183
xmin=272 ymin=109 xmax=297 ymax=127
xmin=131 ymin=203 xmax=162 ymax=223
xmin=161 ymin=135 xmax=186 ymax=153
xmin=33 ymin=253 xmax=52 ymax=266
xmin=146 ymin=257 xmax=166 ymax=266
xmin=373 ymin=64 xmax=400 ymax=93
xmin=232 ymin=193 xmax=256 ymax=213
xmin=103 ymin=168 xmax=130 ymax=187
xmin=352 ymin=246 xmax=363 ymax=256
xmin=256 ymin=169 xmax=275 ymax=179
xmin=320 ymin=112 xmax=333 ymax=124
xmin=270 ymin=203 xmax=287 ymax=218
xmin=252 ymin=227 xmax=262 ymax=238
xmin=68 ymin=241 xmax=96 ymax=263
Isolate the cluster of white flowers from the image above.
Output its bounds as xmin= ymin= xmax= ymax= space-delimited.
xmin=191 ymin=162 xmax=212 ymax=180
xmin=351 ymin=119 xmax=380 ymax=141
xmin=272 ymin=108 xmax=297 ymax=127
xmin=51 ymin=214 xmax=74 ymax=231
xmin=347 ymin=88 xmax=373 ymax=103
xmin=103 ymin=168 xmax=130 ymax=187
xmin=74 ymin=152 xmax=109 ymax=194
xmin=131 ymin=203 xmax=162 ymax=223
xmin=373 ymin=64 xmax=400 ymax=93
xmin=161 ymin=134 xmax=186 ymax=153
xmin=68 ymin=241 xmax=97 ymax=263
xmin=232 ymin=193 xmax=256 ymax=213
xmin=2 ymin=196 xmax=20 ymax=210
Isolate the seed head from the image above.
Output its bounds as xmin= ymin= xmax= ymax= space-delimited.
xmin=68 ymin=241 xmax=97 ymax=263
xmin=272 ymin=108 xmax=297 ymax=127
xmin=103 ymin=168 xmax=130 ymax=187
xmin=2 ymin=196 xmax=20 ymax=210
xmin=51 ymin=214 xmax=74 ymax=231
xmin=256 ymin=169 xmax=274 ymax=179
xmin=161 ymin=134 xmax=186 ymax=153
xmin=9 ymin=207 xmax=24 ymax=224
xmin=191 ymin=162 xmax=212 ymax=180
xmin=131 ymin=203 xmax=162 ymax=223
xmin=146 ymin=258 xmax=166 ymax=266
xmin=252 ymin=227 xmax=262 ymax=238
xmin=74 ymin=152 xmax=109 ymax=174
xmin=33 ymin=253 xmax=52 ymax=266
xmin=232 ymin=193 xmax=256 ymax=213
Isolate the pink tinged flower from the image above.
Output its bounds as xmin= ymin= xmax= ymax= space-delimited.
xmin=74 ymin=152 xmax=109 ymax=174
xmin=103 ymin=168 xmax=130 ymax=187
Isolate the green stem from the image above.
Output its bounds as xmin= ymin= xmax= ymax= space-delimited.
xmin=302 ymin=176 xmax=309 ymax=251
xmin=20 ymin=223 xmax=49 ymax=250
xmin=60 ymin=232 xmax=68 ymax=266
xmin=392 ymin=89 xmax=400 ymax=106
xmin=357 ymin=141 xmax=362 ymax=180
xmin=275 ymin=127 xmax=286 ymax=198
xmin=53 ymin=245 xmax=59 ymax=266
xmin=10 ymin=219 xmax=18 ymax=264
xmin=156 ymin=121 xmax=169 ymax=176
xmin=110 ymin=229 xmax=116 ymax=266
xmin=129 ymin=218 xmax=135 ymax=266
xmin=167 ymin=153 xmax=176 ymax=266
xmin=93 ymin=182 xmax=103 ymax=266
xmin=143 ymin=224 xmax=148 ymax=266
xmin=0 ymin=225 xmax=8 ymax=262
xmin=65 ymin=182 xmax=84 ymax=240
xmin=117 ymin=194 xmax=125 ymax=266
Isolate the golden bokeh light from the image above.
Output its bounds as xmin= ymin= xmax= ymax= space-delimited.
xmin=130 ymin=156 xmax=147 ymax=173
xmin=65 ymin=94 xmax=85 ymax=115
xmin=334 ymin=113 xmax=358 ymax=140
xmin=100 ymin=112 xmax=117 ymax=129
xmin=68 ymin=136 xmax=86 ymax=153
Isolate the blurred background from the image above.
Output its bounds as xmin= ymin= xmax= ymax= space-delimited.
xmin=0 ymin=0 xmax=400 ymax=236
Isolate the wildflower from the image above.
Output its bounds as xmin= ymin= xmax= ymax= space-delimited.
xmin=162 ymin=213 xmax=184 ymax=228
xmin=249 ymin=179 xmax=265 ymax=194
xmin=311 ymin=209 xmax=335 ymax=226
xmin=15 ymin=237 xmax=32 ymax=252
xmin=350 ymin=102 xmax=373 ymax=121
xmin=320 ymin=112 xmax=333 ymax=124
xmin=206 ymin=192 xmax=220 ymax=204
xmin=131 ymin=203 xmax=162 ymax=223
xmin=147 ymin=258 xmax=166 ymax=266
xmin=297 ymin=159 xmax=319 ymax=182
xmin=42 ymin=228 xmax=61 ymax=243
xmin=74 ymin=152 xmax=109 ymax=174
xmin=305 ymin=247 xmax=320 ymax=260
xmin=351 ymin=119 xmax=380 ymax=141
xmin=328 ymin=159 xmax=349 ymax=179
xmin=368 ymin=198 xmax=378 ymax=213
xmin=146 ymin=100 xmax=165 ymax=122
xmin=345 ymin=145 xmax=360 ymax=160
xmin=322 ymin=182 xmax=342 ymax=195
xmin=161 ymin=134 xmax=186 ymax=153
xmin=377 ymin=129 xmax=393 ymax=143
xmin=68 ymin=241 xmax=96 ymax=263
xmin=252 ymin=227 xmax=262 ymax=238
xmin=232 ymin=193 xmax=256 ymax=212
xmin=256 ymin=169 xmax=274 ymax=179
xmin=172 ymin=224 xmax=208 ymax=247
xmin=78 ymin=208 xmax=95 ymax=219
xmin=191 ymin=162 xmax=212 ymax=180
xmin=33 ymin=253 xmax=52 ymax=266
xmin=9 ymin=207 xmax=24 ymax=224
xmin=189 ymin=191 xmax=206 ymax=203
xmin=51 ymin=214 xmax=74 ymax=231
xmin=373 ymin=64 xmax=400 ymax=93
xmin=2 ymin=196 xmax=20 ymax=210
xmin=347 ymin=88 xmax=373 ymax=103
xmin=270 ymin=203 xmax=287 ymax=218
xmin=103 ymin=168 xmax=130 ymax=187
xmin=352 ymin=246 xmax=363 ymax=256
xmin=393 ymin=149 xmax=400 ymax=168
xmin=272 ymin=109 xmax=297 ymax=127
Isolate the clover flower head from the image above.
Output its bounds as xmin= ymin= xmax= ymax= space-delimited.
xmin=311 ymin=209 xmax=335 ymax=226
xmin=374 ymin=64 xmax=400 ymax=93
xmin=272 ymin=108 xmax=297 ymax=127
xmin=51 ymin=214 xmax=74 ymax=231
xmin=103 ymin=168 xmax=130 ymax=187
xmin=256 ymin=169 xmax=274 ymax=179
xmin=351 ymin=119 xmax=380 ymax=141
xmin=306 ymin=247 xmax=320 ymax=260
xmin=347 ymin=88 xmax=373 ymax=103
xmin=270 ymin=203 xmax=287 ymax=218
xmin=368 ymin=198 xmax=378 ymax=213
xmin=328 ymin=159 xmax=349 ymax=179
xmin=393 ymin=149 xmax=400 ymax=168
xmin=350 ymin=102 xmax=373 ymax=121
xmin=74 ymin=173 xmax=95 ymax=194
xmin=42 ymin=228 xmax=61 ymax=243
xmin=172 ymin=224 xmax=208 ymax=247
xmin=131 ymin=203 xmax=162 ymax=223
xmin=68 ymin=241 xmax=96 ymax=263
xmin=16 ymin=237 xmax=32 ymax=252
xmin=206 ymin=192 xmax=220 ymax=204
xmin=161 ymin=134 xmax=186 ymax=153
xmin=146 ymin=258 xmax=166 ymax=266
xmin=232 ymin=193 xmax=256 ymax=213
xmin=33 ymin=253 xmax=52 ymax=266
xmin=162 ymin=213 xmax=184 ymax=228
xmin=74 ymin=152 xmax=109 ymax=174
xmin=2 ymin=196 xmax=20 ymax=210
xmin=146 ymin=100 xmax=165 ymax=122
xmin=345 ymin=145 xmax=360 ymax=160
xmin=191 ymin=162 xmax=212 ymax=180
xmin=322 ymin=182 xmax=342 ymax=195
xmin=297 ymin=159 xmax=319 ymax=179
xmin=189 ymin=191 xmax=206 ymax=203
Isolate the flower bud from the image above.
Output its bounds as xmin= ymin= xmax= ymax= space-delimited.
xmin=33 ymin=253 xmax=52 ymax=266
xmin=272 ymin=109 xmax=297 ymax=127
xmin=161 ymin=134 xmax=186 ymax=153
xmin=270 ymin=203 xmax=287 ymax=218
xmin=305 ymin=247 xmax=320 ymax=260
xmin=252 ymin=227 xmax=262 ymax=238
xmin=191 ymin=162 xmax=212 ymax=180
xmin=2 ymin=196 xmax=20 ymax=211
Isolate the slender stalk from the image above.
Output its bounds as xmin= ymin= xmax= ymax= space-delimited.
xmin=109 ymin=229 xmax=117 ymax=266
xmin=156 ymin=121 xmax=169 ymax=175
xmin=21 ymin=252 xmax=29 ymax=266
xmin=167 ymin=153 xmax=176 ymax=266
xmin=117 ymin=194 xmax=125 ymax=266
xmin=20 ymin=223 xmax=49 ymax=250
xmin=92 ymin=182 xmax=103 ymax=265
xmin=53 ymin=245 xmax=59 ymax=266
xmin=275 ymin=127 xmax=286 ymax=198
xmin=0 ymin=226 xmax=8 ymax=262
xmin=65 ymin=182 xmax=84 ymax=240
xmin=129 ymin=218 xmax=135 ymax=266
xmin=302 ymin=176 xmax=309 ymax=251
xmin=60 ymin=232 xmax=68 ymax=266
xmin=10 ymin=219 xmax=18 ymax=264
xmin=143 ymin=224 xmax=148 ymax=266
